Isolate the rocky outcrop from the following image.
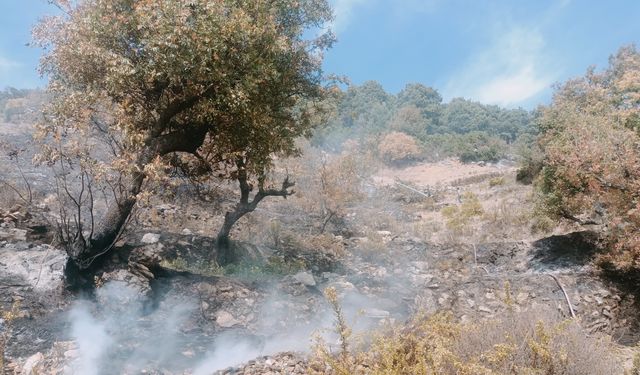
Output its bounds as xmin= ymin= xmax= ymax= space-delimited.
xmin=214 ymin=352 xmax=308 ymax=375
xmin=0 ymin=241 xmax=67 ymax=295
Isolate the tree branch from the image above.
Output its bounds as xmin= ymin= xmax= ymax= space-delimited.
xmin=560 ymin=211 xmax=600 ymax=226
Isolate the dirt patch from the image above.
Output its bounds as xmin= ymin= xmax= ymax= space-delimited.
xmin=372 ymin=158 xmax=516 ymax=187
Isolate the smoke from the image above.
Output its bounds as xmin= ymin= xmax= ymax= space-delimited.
xmin=67 ymin=281 xmax=196 ymax=374
xmin=66 ymin=280 xmax=393 ymax=374
xmin=68 ymin=304 xmax=111 ymax=375
xmin=193 ymin=333 xmax=263 ymax=375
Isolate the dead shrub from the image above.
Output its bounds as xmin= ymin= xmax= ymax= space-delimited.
xmin=310 ymin=303 xmax=621 ymax=375
xmin=377 ymin=132 xmax=422 ymax=165
xmin=488 ymin=176 xmax=506 ymax=187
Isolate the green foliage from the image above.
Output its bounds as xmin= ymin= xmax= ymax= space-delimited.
xmin=457 ymin=134 xmax=507 ymax=163
xmin=312 ymin=81 xmax=534 ymax=161
xmin=534 ymin=45 xmax=640 ymax=272
xmin=160 ymin=252 xmax=307 ymax=283
xmin=441 ymin=192 xmax=484 ymax=233
xmin=160 ymin=257 xmax=223 ymax=277
xmin=397 ymin=83 xmax=443 ymax=124
xmin=33 ymin=0 xmax=336 ymax=263
xmin=515 ymin=133 xmax=544 ymax=184
xmin=221 ymin=256 xmax=306 ymax=283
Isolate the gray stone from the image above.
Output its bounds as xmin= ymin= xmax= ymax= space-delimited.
xmin=216 ymin=310 xmax=240 ymax=328
xmin=0 ymin=244 xmax=66 ymax=292
xmin=363 ymin=308 xmax=390 ymax=319
xmin=141 ymin=233 xmax=161 ymax=244
xmin=293 ymin=271 xmax=316 ymax=287
xmin=22 ymin=352 xmax=44 ymax=375
xmin=0 ymin=228 xmax=27 ymax=241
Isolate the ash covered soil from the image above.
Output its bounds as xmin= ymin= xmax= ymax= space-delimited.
xmin=1 ymin=158 xmax=639 ymax=374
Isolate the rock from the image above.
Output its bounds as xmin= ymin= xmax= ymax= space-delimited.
xmin=515 ymin=292 xmax=528 ymax=305
xmin=411 ymin=261 xmax=429 ymax=271
xmin=0 ymin=243 xmax=66 ymax=292
xmin=22 ymin=352 xmax=44 ymax=375
xmin=363 ymin=308 xmax=390 ymax=319
xmin=478 ymin=305 xmax=493 ymax=313
xmin=293 ymin=271 xmax=316 ymax=287
xmin=411 ymin=274 xmax=432 ymax=285
xmin=0 ymin=228 xmax=27 ymax=241
xmin=64 ymin=349 xmax=79 ymax=358
xmin=141 ymin=233 xmax=161 ymax=244
xmin=326 ymin=280 xmax=357 ymax=297
xmin=182 ymin=228 xmax=193 ymax=235
xmin=216 ymin=310 xmax=240 ymax=328
xmin=321 ymin=272 xmax=339 ymax=281
xmin=98 ymin=269 xmax=152 ymax=306
xmin=485 ymin=292 xmax=495 ymax=300
xmin=130 ymin=262 xmax=154 ymax=279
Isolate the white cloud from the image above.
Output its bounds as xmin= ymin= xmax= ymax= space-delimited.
xmin=330 ymin=0 xmax=370 ymax=33
xmin=444 ymin=28 xmax=556 ymax=107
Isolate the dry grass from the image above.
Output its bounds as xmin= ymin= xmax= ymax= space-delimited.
xmin=310 ymin=302 xmax=622 ymax=375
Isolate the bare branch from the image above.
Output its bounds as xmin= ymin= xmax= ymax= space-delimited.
xmin=548 ymin=273 xmax=577 ymax=319
xmin=560 ymin=211 xmax=600 ymax=226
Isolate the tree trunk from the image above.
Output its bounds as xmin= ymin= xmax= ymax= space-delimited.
xmin=215 ymin=210 xmax=244 ymax=265
xmin=66 ymin=125 xmax=209 ymax=270
xmin=67 ymin=172 xmax=144 ymax=269
xmin=214 ymin=159 xmax=295 ymax=266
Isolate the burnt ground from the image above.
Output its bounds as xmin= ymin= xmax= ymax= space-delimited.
xmin=1 ymin=144 xmax=639 ymax=374
xmin=2 ymin=220 xmax=639 ymax=374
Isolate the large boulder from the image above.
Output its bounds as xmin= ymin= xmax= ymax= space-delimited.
xmin=0 ymin=242 xmax=67 ymax=293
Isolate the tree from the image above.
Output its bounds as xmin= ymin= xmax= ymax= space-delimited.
xmin=340 ymin=81 xmax=393 ymax=134
xmin=214 ymin=158 xmax=296 ymax=265
xmin=34 ymin=0 xmax=334 ymax=269
xmin=537 ymin=45 xmax=640 ymax=273
xmin=396 ymin=83 xmax=442 ymax=124
xmin=388 ymin=104 xmax=431 ymax=141
xmin=377 ymin=131 xmax=422 ymax=165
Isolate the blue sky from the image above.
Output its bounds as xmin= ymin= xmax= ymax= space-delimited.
xmin=2 ymin=1 xmax=640 ymax=109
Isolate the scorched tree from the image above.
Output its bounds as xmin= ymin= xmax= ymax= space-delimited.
xmin=34 ymin=0 xmax=334 ymax=269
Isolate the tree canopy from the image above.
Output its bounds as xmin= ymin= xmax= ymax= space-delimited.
xmin=33 ymin=0 xmax=334 ymax=268
xmin=537 ymin=45 xmax=640 ymax=273
xmin=312 ymin=81 xmax=535 ymax=162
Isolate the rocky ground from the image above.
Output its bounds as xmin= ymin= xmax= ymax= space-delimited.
xmin=2 ymin=224 xmax=639 ymax=373
xmin=1 ymin=160 xmax=639 ymax=374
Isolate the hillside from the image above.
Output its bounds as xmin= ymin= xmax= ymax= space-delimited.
xmin=1 ymin=149 xmax=638 ymax=374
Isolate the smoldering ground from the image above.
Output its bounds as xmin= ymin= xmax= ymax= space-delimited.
xmin=65 ymin=276 xmax=401 ymax=374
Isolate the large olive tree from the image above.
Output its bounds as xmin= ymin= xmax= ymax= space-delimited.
xmin=34 ymin=0 xmax=334 ymax=269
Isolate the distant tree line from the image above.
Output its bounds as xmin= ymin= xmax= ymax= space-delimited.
xmin=313 ymin=81 xmax=536 ymax=163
